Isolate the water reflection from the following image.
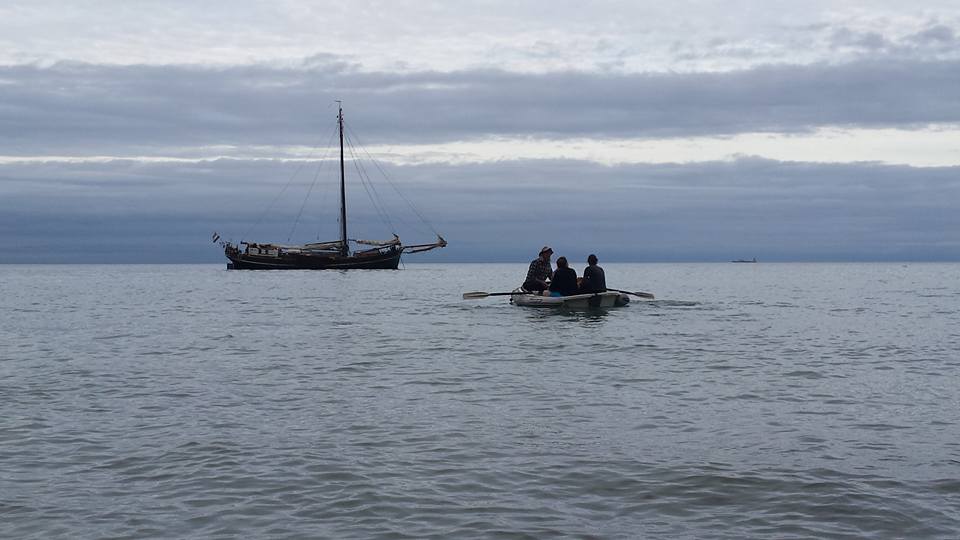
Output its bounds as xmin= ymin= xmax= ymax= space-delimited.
xmin=522 ymin=306 xmax=613 ymax=324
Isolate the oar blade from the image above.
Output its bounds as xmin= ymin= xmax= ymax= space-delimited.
xmin=611 ymin=288 xmax=655 ymax=300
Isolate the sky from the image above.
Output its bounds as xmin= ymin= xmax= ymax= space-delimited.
xmin=1 ymin=0 xmax=959 ymax=263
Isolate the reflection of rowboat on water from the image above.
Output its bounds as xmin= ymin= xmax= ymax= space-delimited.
xmin=509 ymin=288 xmax=630 ymax=308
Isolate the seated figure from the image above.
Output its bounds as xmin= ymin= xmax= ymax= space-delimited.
xmin=580 ymin=254 xmax=606 ymax=293
xmin=549 ymin=256 xmax=579 ymax=296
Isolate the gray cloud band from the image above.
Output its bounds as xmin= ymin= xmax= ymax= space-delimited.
xmin=1 ymin=158 xmax=957 ymax=263
xmin=2 ymin=59 xmax=959 ymax=155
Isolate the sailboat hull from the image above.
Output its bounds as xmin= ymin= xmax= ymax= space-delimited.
xmin=226 ymin=247 xmax=402 ymax=270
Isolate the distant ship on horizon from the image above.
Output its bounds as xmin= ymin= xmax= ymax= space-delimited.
xmin=216 ymin=103 xmax=445 ymax=270
xmin=731 ymin=257 xmax=758 ymax=263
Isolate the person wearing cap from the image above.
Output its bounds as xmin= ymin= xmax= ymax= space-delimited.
xmin=579 ymin=254 xmax=607 ymax=293
xmin=523 ymin=246 xmax=554 ymax=292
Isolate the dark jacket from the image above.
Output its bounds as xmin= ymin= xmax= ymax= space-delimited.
xmin=580 ymin=264 xmax=606 ymax=293
xmin=549 ymin=267 xmax=579 ymax=296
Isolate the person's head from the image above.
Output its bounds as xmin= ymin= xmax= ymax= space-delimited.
xmin=556 ymin=256 xmax=568 ymax=268
xmin=539 ymin=246 xmax=553 ymax=260
xmin=587 ymin=254 xmax=598 ymax=265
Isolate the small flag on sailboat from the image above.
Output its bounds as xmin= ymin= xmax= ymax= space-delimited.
xmin=212 ymin=232 xmax=221 ymax=243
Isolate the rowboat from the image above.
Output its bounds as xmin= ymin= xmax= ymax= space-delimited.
xmin=509 ymin=288 xmax=629 ymax=308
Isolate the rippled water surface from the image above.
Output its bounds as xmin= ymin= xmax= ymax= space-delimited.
xmin=2 ymin=263 xmax=959 ymax=538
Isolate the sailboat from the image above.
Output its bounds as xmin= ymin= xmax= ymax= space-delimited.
xmin=218 ymin=104 xmax=446 ymax=270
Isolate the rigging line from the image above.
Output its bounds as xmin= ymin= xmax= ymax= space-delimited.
xmin=350 ymin=145 xmax=408 ymax=235
xmin=347 ymin=138 xmax=393 ymax=230
xmin=345 ymin=135 xmax=395 ymax=234
xmin=342 ymin=132 xmax=420 ymax=237
xmin=350 ymin=153 xmax=421 ymax=236
xmin=350 ymin=155 xmax=394 ymax=234
xmin=288 ymin=153 xmax=326 ymax=242
xmin=341 ymin=123 xmax=391 ymax=227
xmin=341 ymin=123 xmax=393 ymax=221
xmin=352 ymin=151 xmax=428 ymax=236
xmin=242 ymin=120 xmax=339 ymax=240
xmin=344 ymin=123 xmax=440 ymax=237
xmin=287 ymin=123 xmax=340 ymax=241
xmin=313 ymin=163 xmax=334 ymax=241
xmin=345 ymin=122 xmax=437 ymax=236
xmin=344 ymin=131 xmax=395 ymax=233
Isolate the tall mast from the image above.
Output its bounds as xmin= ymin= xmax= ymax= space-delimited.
xmin=338 ymin=102 xmax=348 ymax=256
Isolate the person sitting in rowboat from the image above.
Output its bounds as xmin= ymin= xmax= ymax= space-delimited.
xmin=549 ymin=256 xmax=579 ymax=296
xmin=522 ymin=246 xmax=554 ymax=293
xmin=579 ymin=254 xmax=607 ymax=293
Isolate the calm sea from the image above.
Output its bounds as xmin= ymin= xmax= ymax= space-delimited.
xmin=2 ymin=263 xmax=958 ymax=539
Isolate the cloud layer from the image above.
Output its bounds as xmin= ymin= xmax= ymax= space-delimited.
xmin=2 ymin=158 xmax=957 ymax=263
xmin=2 ymin=59 xmax=960 ymax=156
xmin=3 ymin=1 xmax=959 ymax=71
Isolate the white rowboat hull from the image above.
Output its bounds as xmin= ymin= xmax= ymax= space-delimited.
xmin=509 ymin=289 xmax=628 ymax=308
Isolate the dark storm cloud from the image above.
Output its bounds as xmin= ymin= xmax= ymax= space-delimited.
xmin=2 ymin=57 xmax=960 ymax=154
xmin=2 ymin=157 xmax=957 ymax=263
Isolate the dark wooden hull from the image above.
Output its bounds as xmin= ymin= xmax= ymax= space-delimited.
xmin=226 ymin=247 xmax=402 ymax=270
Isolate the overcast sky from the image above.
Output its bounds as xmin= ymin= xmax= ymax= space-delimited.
xmin=1 ymin=1 xmax=958 ymax=262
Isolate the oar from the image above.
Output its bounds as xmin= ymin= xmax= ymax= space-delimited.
xmin=462 ymin=291 xmax=529 ymax=299
xmin=609 ymin=288 xmax=655 ymax=299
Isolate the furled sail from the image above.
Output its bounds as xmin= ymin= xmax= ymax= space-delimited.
xmin=402 ymin=235 xmax=448 ymax=254
xmin=354 ymin=235 xmax=401 ymax=247
xmin=302 ymin=241 xmax=344 ymax=251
